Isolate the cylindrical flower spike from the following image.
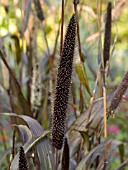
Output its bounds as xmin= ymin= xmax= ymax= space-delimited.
xmin=103 ymin=2 xmax=112 ymax=68
xmin=108 ymin=71 xmax=128 ymax=115
xmin=51 ymin=14 xmax=76 ymax=150
xmin=33 ymin=0 xmax=44 ymax=21
xmin=19 ymin=146 xmax=29 ymax=170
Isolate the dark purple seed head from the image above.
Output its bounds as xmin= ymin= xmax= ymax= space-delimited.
xmin=51 ymin=14 xmax=76 ymax=150
xmin=33 ymin=0 xmax=44 ymax=21
xmin=108 ymin=71 xmax=128 ymax=115
xmin=103 ymin=2 xmax=112 ymax=68
xmin=19 ymin=146 xmax=29 ymax=170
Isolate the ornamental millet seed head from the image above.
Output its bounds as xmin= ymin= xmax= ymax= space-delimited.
xmin=103 ymin=2 xmax=112 ymax=68
xmin=19 ymin=146 xmax=29 ymax=170
xmin=51 ymin=14 xmax=76 ymax=150
xmin=108 ymin=71 xmax=128 ymax=116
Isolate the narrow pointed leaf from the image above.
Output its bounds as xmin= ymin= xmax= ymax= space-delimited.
xmin=74 ymin=52 xmax=91 ymax=96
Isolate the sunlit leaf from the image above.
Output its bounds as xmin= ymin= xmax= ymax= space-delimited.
xmin=80 ymin=131 xmax=89 ymax=151
xmin=74 ymin=52 xmax=91 ymax=96
xmin=11 ymin=35 xmax=21 ymax=64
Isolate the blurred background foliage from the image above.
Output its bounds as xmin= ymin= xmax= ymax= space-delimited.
xmin=0 ymin=0 xmax=128 ymax=169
